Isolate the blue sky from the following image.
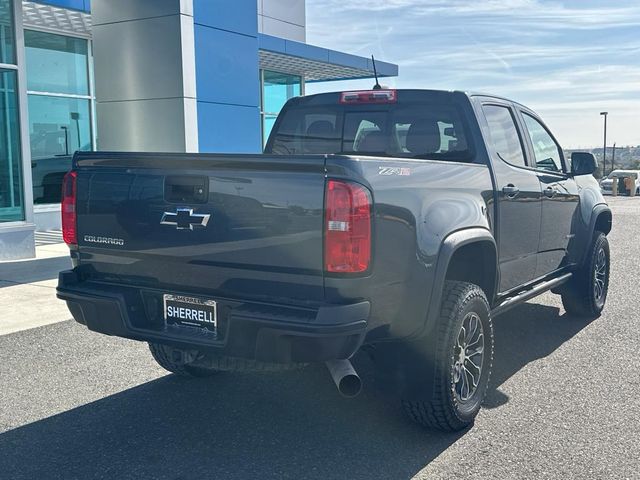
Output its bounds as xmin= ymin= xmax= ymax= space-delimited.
xmin=305 ymin=0 xmax=640 ymax=148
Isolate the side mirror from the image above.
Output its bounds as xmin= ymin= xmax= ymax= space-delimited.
xmin=571 ymin=152 xmax=598 ymax=176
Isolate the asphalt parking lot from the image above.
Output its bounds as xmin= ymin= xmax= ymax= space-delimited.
xmin=1 ymin=196 xmax=638 ymax=480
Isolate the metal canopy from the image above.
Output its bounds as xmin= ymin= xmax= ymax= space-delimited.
xmin=260 ymin=50 xmax=379 ymax=82
xmin=22 ymin=1 xmax=91 ymax=37
xmin=258 ymin=34 xmax=398 ymax=83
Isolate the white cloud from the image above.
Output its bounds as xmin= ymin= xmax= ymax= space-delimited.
xmin=305 ymin=0 xmax=640 ymax=147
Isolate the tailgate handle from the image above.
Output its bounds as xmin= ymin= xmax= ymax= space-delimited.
xmin=165 ymin=175 xmax=209 ymax=204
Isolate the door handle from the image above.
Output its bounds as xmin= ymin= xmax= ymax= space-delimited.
xmin=544 ymin=186 xmax=557 ymax=198
xmin=502 ymin=184 xmax=520 ymax=198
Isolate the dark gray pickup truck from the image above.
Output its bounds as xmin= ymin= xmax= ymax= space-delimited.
xmin=57 ymin=89 xmax=611 ymax=431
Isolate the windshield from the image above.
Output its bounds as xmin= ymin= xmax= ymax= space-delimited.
xmin=268 ymin=102 xmax=472 ymax=162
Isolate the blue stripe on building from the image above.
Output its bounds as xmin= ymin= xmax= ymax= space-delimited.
xmin=193 ymin=0 xmax=262 ymax=153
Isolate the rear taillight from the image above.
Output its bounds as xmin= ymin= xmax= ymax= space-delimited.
xmin=324 ymin=180 xmax=372 ymax=273
xmin=61 ymin=171 xmax=77 ymax=246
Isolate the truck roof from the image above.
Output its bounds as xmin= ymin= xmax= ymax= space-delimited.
xmin=296 ymin=88 xmax=527 ymax=108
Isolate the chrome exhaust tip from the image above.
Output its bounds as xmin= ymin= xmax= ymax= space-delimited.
xmin=326 ymin=359 xmax=362 ymax=398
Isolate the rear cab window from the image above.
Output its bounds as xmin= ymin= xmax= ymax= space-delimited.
xmin=267 ymin=93 xmax=474 ymax=162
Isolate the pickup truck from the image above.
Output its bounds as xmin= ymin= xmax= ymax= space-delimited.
xmin=57 ymin=89 xmax=612 ymax=432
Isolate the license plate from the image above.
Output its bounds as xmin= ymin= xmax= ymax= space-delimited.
xmin=163 ymin=294 xmax=217 ymax=331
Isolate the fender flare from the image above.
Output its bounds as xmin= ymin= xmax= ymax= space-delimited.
xmin=417 ymin=227 xmax=498 ymax=339
xmin=581 ymin=204 xmax=612 ymax=265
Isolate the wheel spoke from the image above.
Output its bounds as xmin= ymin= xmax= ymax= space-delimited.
xmin=594 ymin=277 xmax=604 ymax=300
xmin=464 ymin=369 xmax=473 ymax=398
xmin=466 ymin=314 xmax=479 ymax=344
xmin=457 ymin=326 xmax=466 ymax=349
xmin=464 ymin=365 xmax=479 ymax=388
xmin=466 ymin=355 xmax=482 ymax=372
xmin=459 ymin=366 xmax=468 ymax=399
xmin=467 ymin=332 xmax=484 ymax=350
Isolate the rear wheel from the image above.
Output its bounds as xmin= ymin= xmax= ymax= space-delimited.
xmin=148 ymin=343 xmax=218 ymax=377
xmin=402 ymin=281 xmax=494 ymax=432
xmin=561 ymin=232 xmax=610 ymax=319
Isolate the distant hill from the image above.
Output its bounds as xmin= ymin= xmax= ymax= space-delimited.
xmin=565 ymin=146 xmax=640 ymax=177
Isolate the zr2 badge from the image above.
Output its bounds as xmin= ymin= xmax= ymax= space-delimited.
xmin=378 ymin=166 xmax=411 ymax=176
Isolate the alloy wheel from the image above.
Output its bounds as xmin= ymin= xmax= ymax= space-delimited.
xmin=593 ymin=246 xmax=608 ymax=305
xmin=453 ymin=312 xmax=485 ymax=402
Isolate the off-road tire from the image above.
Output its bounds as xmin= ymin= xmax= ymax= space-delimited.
xmin=561 ymin=232 xmax=610 ymax=319
xmin=148 ymin=343 xmax=217 ymax=377
xmin=402 ymin=281 xmax=494 ymax=432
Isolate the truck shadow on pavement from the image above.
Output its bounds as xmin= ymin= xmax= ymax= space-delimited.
xmin=0 ymin=302 xmax=593 ymax=480
xmin=484 ymin=301 xmax=595 ymax=409
xmin=0 ymin=256 xmax=71 ymax=287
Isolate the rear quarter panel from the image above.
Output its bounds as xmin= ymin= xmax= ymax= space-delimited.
xmin=325 ymin=156 xmax=494 ymax=341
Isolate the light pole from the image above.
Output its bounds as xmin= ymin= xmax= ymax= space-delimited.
xmin=600 ymin=111 xmax=608 ymax=177
xmin=611 ymin=142 xmax=617 ymax=171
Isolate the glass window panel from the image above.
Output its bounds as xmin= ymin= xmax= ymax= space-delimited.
xmin=25 ymin=30 xmax=89 ymax=95
xmin=262 ymin=114 xmax=278 ymax=148
xmin=522 ymin=113 xmax=563 ymax=172
xmin=482 ymin=105 xmax=527 ymax=168
xmin=0 ymin=70 xmax=24 ymax=222
xmin=28 ymin=95 xmax=90 ymax=204
xmin=0 ymin=0 xmax=15 ymax=65
xmin=263 ymin=71 xmax=301 ymax=114
xmin=344 ymin=112 xmax=387 ymax=154
xmin=269 ymin=102 xmax=472 ymax=161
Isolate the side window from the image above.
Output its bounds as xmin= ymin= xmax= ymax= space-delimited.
xmin=482 ymin=105 xmax=527 ymax=168
xmin=522 ymin=113 xmax=563 ymax=172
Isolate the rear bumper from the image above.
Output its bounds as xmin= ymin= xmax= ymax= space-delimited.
xmin=56 ymin=269 xmax=368 ymax=364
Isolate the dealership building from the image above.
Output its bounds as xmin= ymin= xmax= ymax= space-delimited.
xmin=0 ymin=0 xmax=397 ymax=260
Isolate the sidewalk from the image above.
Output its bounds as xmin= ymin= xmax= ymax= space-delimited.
xmin=0 ymin=231 xmax=72 ymax=335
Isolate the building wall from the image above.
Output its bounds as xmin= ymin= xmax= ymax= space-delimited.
xmin=258 ymin=0 xmax=305 ymax=42
xmin=194 ymin=0 xmax=261 ymax=153
xmin=91 ymin=0 xmax=198 ymax=152
xmin=0 ymin=0 xmax=35 ymax=260
xmin=87 ymin=0 xmax=310 ymax=154
xmin=30 ymin=0 xmax=90 ymax=11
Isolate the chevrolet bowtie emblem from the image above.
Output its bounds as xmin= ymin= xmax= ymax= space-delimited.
xmin=161 ymin=208 xmax=211 ymax=230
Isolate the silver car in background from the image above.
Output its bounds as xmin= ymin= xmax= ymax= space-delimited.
xmin=600 ymin=170 xmax=640 ymax=195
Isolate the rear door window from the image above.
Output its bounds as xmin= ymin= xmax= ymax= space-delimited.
xmin=482 ymin=105 xmax=527 ymax=168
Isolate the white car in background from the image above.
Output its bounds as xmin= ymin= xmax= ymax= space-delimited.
xmin=600 ymin=170 xmax=640 ymax=195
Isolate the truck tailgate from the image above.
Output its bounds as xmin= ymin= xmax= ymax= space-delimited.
xmin=74 ymin=153 xmax=327 ymax=303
